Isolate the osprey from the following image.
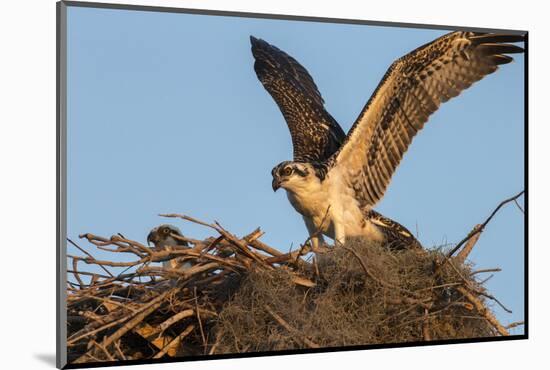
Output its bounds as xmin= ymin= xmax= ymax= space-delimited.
xmin=250 ymin=32 xmax=523 ymax=251
xmin=147 ymin=224 xmax=193 ymax=270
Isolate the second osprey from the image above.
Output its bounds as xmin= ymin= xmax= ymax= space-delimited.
xmin=250 ymin=32 xmax=523 ymax=251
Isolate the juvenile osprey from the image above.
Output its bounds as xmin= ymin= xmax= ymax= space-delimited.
xmin=250 ymin=32 xmax=524 ymax=251
xmin=147 ymin=224 xmax=193 ymax=270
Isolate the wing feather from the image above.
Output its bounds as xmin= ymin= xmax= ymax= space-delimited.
xmin=328 ymin=31 xmax=524 ymax=207
xmin=250 ymin=36 xmax=346 ymax=162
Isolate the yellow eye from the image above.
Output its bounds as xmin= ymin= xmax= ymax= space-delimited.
xmin=283 ymin=167 xmax=293 ymax=176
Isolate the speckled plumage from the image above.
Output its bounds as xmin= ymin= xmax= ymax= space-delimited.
xmin=251 ymin=32 xmax=524 ymax=250
xmin=328 ymin=32 xmax=524 ymax=208
xmin=250 ymin=36 xmax=346 ymax=163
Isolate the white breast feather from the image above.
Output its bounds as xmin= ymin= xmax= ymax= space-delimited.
xmin=284 ymin=168 xmax=384 ymax=242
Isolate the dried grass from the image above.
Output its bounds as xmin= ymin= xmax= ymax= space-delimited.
xmin=214 ymin=238 xmax=495 ymax=353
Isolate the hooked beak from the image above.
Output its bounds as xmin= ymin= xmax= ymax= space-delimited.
xmin=272 ymin=177 xmax=281 ymax=192
xmin=146 ymin=231 xmax=155 ymax=246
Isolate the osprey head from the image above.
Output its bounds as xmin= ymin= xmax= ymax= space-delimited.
xmin=146 ymin=224 xmax=186 ymax=250
xmin=271 ymin=161 xmax=317 ymax=192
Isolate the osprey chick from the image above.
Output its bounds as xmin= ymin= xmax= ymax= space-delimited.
xmin=251 ymin=32 xmax=524 ymax=251
xmin=147 ymin=224 xmax=193 ymax=270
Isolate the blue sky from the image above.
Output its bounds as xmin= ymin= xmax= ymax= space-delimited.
xmin=66 ymin=6 xmax=525 ymax=332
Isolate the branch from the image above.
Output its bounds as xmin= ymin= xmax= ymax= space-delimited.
xmin=456 ymin=286 xmax=509 ymax=336
xmin=505 ymin=321 xmax=525 ymax=330
xmin=153 ymin=325 xmax=195 ymax=359
xmin=158 ymin=309 xmax=194 ymax=332
xmin=455 ymin=224 xmax=482 ymax=262
xmin=447 ymin=190 xmax=524 ymax=258
xmin=68 ymin=238 xmax=114 ymax=277
xmin=513 ymin=199 xmax=524 ymax=214
xmin=470 ymin=268 xmax=502 ymax=276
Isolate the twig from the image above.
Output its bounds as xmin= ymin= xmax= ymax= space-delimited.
xmin=505 ymin=321 xmax=525 ymax=330
xmin=113 ymin=340 xmax=126 ymax=361
xmin=74 ymin=289 xmax=177 ymax=363
xmin=447 ymin=190 xmax=524 ymax=258
xmin=79 ymin=233 xmax=151 ymax=257
xmin=422 ymin=308 xmax=431 ymax=341
xmin=153 ymin=325 xmax=195 ymax=359
xmin=470 ymin=268 xmax=502 ymax=276
xmin=215 ymin=222 xmax=272 ymax=268
xmin=69 ymin=255 xmax=142 ymax=267
xmin=195 ymin=287 xmax=207 ymax=351
xmin=72 ymin=257 xmax=85 ymax=288
xmin=480 ymin=274 xmax=495 ymax=285
xmin=67 ymin=313 xmax=129 ymax=345
xmin=90 ymin=340 xmax=115 ymax=361
xmin=455 ymin=224 xmax=482 ymax=262
xmin=160 ymin=213 xmax=215 ymax=230
xmin=161 ymin=213 xmax=273 ymax=268
xmin=68 ymin=238 xmax=114 ymax=277
xmin=208 ymin=331 xmax=222 ymax=355
xmin=456 ymin=286 xmax=509 ymax=336
xmin=477 ymin=291 xmax=513 ymax=313
xmin=513 ymin=199 xmax=524 ymax=214
xmin=67 ymin=270 xmax=110 ymax=280
xmin=246 ymin=236 xmax=282 ymax=257
xmin=158 ymin=309 xmax=194 ymax=332
xmin=138 ymin=262 xmax=222 ymax=280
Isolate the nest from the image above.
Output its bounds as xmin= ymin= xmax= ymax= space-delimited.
xmin=67 ymin=213 xmax=517 ymax=365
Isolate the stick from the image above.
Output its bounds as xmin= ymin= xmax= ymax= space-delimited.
xmin=194 ymin=287 xmax=207 ymax=350
xmin=456 ymin=286 xmax=509 ymax=336
xmin=158 ymin=309 xmax=194 ymax=332
xmin=247 ymin=237 xmax=282 ymax=257
xmin=69 ymin=255 xmax=142 ymax=267
xmin=506 ymin=321 xmax=525 ymax=330
xmin=67 ymin=312 xmax=129 ymax=345
xmin=477 ymin=291 xmax=513 ymax=313
xmin=90 ymin=340 xmax=115 ymax=361
xmin=455 ymin=224 xmax=482 ymax=262
xmin=447 ymin=190 xmax=524 ymax=258
xmin=74 ymin=289 xmax=176 ymax=363
xmin=72 ymin=257 xmax=85 ymax=288
xmin=208 ymin=331 xmax=222 ymax=355
xmin=153 ymin=325 xmax=195 ymax=359
xmin=422 ymin=308 xmax=431 ymax=341
xmin=113 ymin=340 xmax=126 ymax=361
xmin=68 ymin=238 xmax=114 ymax=277
xmin=513 ymin=199 xmax=524 ymax=214
xmin=160 ymin=213 xmax=216 ymax=230
xmin=470 ymin=268 xmax=502 ymax=276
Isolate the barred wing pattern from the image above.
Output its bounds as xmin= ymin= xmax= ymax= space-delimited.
xmin=328 ymin=32 xmax=524 ymax=207
xmin=250 ymin=36 xmax=347 ymax=163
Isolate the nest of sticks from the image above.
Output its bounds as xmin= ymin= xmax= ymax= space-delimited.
xmin=67 ymin=196 xmax=524 ymax=364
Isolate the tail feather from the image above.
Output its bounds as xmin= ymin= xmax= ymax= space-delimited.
xmin=364 ymin=209 xmax=423 ymax=250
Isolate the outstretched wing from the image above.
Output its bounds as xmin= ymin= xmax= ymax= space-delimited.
xmin=327 ymin=31 xmax=524 ymax=207
xmin=250 ymin=36 xmax=346 ymax=163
